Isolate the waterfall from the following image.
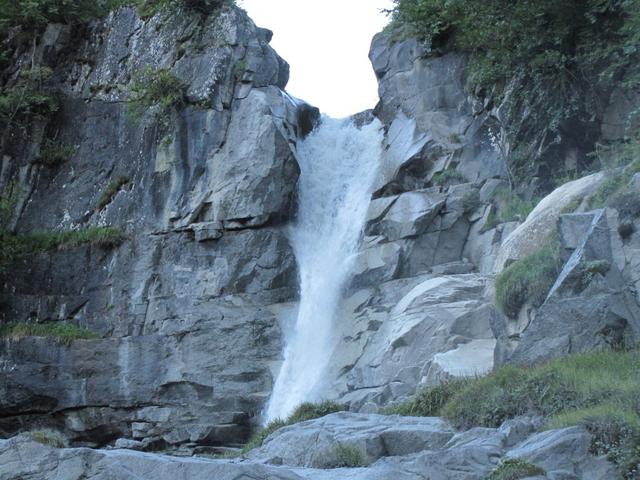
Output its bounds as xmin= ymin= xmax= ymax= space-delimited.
xmin=265 ymin=115 xmax=384 ymax=422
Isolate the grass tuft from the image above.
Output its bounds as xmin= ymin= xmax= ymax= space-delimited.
xmin=486 ymin=458 xmax=545 ymax=480
xmin=242 ymin=400 xmax=345 ymax=453
xmin=494 ymin=240 xmax=563 ymax=318
xmin=22 ymin=227 xmax=127 ymax=251
xmin=0 ymin=322 xmax=99 ymax=346
xmin=432 ymin=168 xmax=467 ymax=187
xmin=29 ymin=429 xmax=68 ymax=448
xmin=97 ymin=176 xmax=130 ymax=211
xmin=317 ymin=443 xmax=368 ymax=469
xmin=385 ymin=379 xmax=469 ymax=417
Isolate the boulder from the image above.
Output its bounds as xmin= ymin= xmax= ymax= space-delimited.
xmin=494 ymin=172 xmax=605 ymax=272
xmin=247 ymin=413 xmax=455 ymax=467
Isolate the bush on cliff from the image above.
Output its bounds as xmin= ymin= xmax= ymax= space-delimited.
xmin=494 ymin=241 xmax=563 ymax=318
xmin=388 ymin=0 xmax=640 ymax=184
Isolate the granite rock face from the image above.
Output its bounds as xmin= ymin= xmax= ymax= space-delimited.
xmin=0 ymin=4 xmax=315 ymax=447
xmin=1 ymin=7 xmax=640 ymax=479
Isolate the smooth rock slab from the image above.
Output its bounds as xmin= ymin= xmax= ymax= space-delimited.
xmin=247 ymin=412 xmax=455 ymax=468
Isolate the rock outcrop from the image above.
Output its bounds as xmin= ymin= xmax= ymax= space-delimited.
xmin=0 ymin=4 xmax=317 ymax=447
xmin=0 ymin=414 xmax=617 ymax=479
xmin=1 ymin=4 xmax=639 ymax=479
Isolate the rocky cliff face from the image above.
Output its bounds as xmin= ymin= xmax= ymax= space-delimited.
xmin=0 ymin=4 xmax=318 ymax=448
xmin=1 ymin=4 xmax=639 ymax=478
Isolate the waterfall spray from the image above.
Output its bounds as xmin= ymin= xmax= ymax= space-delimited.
xmin=265 ymin=116 xmax=383 ymax=422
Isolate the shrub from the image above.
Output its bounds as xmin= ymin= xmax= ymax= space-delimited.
xmin=494 ymin=241 xmax=563 ymax=318
xmin=388 ymin=0 xmax=640 ymax=184
xmin=431 ymin=168 xmax=467 ymax=187
xmin=29 ymin=429 xmax=68 ymax=448
xmin=385 ymin=379 xmax=469 ymax=417
xmin=619 ymin=220 xmax=635 ymax=238
xmin=126 ymin=67 xmax=186 ymax=125
xmin=242 ymin=400 xmax=345 ymax=452
xmin=492 ymin=187 xmax=537 ymax=223
xmin=97 ymin=176 xmax=130 ymax=210
xmin=1 ymin=322 xmax=99 ymax=345
xmin=462 ymin=189 xmax=481 ymax=214
xmin=0 ymin=0 xmax=129 ymax=34
xmin=33 ymin=141 xmax=75 ymax=167
xmin=486 ymin=458 xmax=545 ymax=480
xmin=576 ymin=260 xmax=611 ymax=291
xmin=549 ymin=406 xmax=640 ymax=479
xmin=317 ymin=443 xmax=368 ymax=469
xmin=0 ymin=67 xmax=59 ymax=137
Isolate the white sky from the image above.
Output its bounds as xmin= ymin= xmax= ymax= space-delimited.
xmin=238 ymin=0 xmax=394 ymax=118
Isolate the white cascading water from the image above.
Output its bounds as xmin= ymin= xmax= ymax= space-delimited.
xmin=265 ymin=116 xmax=384 ymax=422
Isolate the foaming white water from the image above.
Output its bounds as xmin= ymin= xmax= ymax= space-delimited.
xmin=265 ymin=116 xmax=383 ymax=422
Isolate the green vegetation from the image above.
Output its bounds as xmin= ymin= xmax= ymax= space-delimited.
xmin=29 ymin=429 xmax=69 ymax=448
xmin=0 ymin=67 xmax=59 ymax=153
xmin=0 ymin=0 xmax=129 ymax=34
xmin=126 ymin=67 xmax=186 ymax=125
xmin=494 ymin=241 xmax=563 ymax=318
xmin=97 ymin=176 xmax=130 ymax=210
xmin=431 ymin=167 xmax=467 ymax=187
xmin=388 ymin=0 xmax=640 ymax=184
xmin=243 ymin=401 xmax=345 ymax=452
xmin=0 ymin=225 xmax=126 ymax=277
xmin=492 ymin=187 xmax=537 ymax=224
xmin=20 ymin=226 xmax=127 ymax=251
xmin=462 ymin=189 xmax=480 ymax=214
xmin=136 ymin=0 xmax=233 ymax=18
xmin=486 ymin=458 xmax=545 ymax=480
xmin=390 ymin=349 xmax=640 ymax=477
xmin=33 ymin=141 xmax=75 ymax=167
xmin=234 ymin=58 xmax=247 ymax=81
xmin=1 ymin=322 xmax=98 ymax=345
xmin=385 ymin=379 xmax=468 ymax=416
xmin=318 ymin=444 xmax=368 ymax=469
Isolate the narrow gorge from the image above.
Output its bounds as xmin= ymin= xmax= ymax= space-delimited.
xmin=0 ymin=1 xmax=639 ymax=479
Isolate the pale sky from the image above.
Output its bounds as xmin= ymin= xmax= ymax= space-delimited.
xmin=238 ymin=0 xmax=394 ymax=118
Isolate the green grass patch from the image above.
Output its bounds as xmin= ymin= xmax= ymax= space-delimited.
xmin=385 ymin=379 xmax=469 ymax=417
xmin=22 ymin=226 xmax=127 ymax=251
xmin=243 ymin=400 xmax=345 ymax=452
xmin=432 ymin=168 xmax=467 ymax=187
xmin=1 ymin=226 xmax=126 ymax=275
xmin=97 ymin=176 xmax=130 ymax=210
xmin=317 ymin=443 xmax=369 ymax=469
xmin=392 ymin=349 xmax=640 ymax=477
xmin=29 ymin=429 xmax=68 ymax=448
xmin=486 ymin=458 xmax=545 ymax=480
xmin=126 ymin=67 xmax=186 ymax=123
xmin=492 ymin=187 xmax=537 ymax=224
xmin=494 ymin=241 xmax=563 ymax=318
xmin=1 ymin=322 xmax=99 ymax=345
xmin=33 ymin=141 xmax=75 ymax=167
xmin=589 ymin=142 xmax=640 ymax=213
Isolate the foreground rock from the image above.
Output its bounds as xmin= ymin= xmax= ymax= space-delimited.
xmin=0 ymin=413 xmax=617 ymax=480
